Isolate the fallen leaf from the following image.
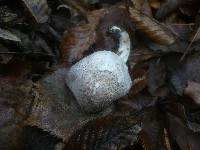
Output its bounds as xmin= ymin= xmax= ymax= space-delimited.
xmin=128 ymin=47 xmax=160 ymax=65
xmin=65 ymin=114 xmax=140 ymax=150
xmin=167 ymin=113 xmax=200 ymax=150
xmin=21 ymin=0 xmax=49 ymax=23
xmin=149 ymin=0 xmax=161 ymax=9
xmin=26 ymin=68 xmax=112 ymax=142
xmin=155 ymin=0 xmax=200 ymax=19
xmin=155 ymin=0 xmax=179 ymax=20
xmin=131 ymin=0 xmax=153 ymax=16
xmin=129 ymin=7 xmax=176 ymax=45
xmin=0 ymin=78 xmax=39 ymax=149
xmin=184 ymin=81 xmax=200 ymax=105
xmin=147 ymin=61 xmax=168 ymax=97
xmin=60 ymin=9 xmax=106 ymax=64
xmin=165 ymin=53 xmax=200 ymax=95
xmin=140 ymin=109 xmax=168 ymax=150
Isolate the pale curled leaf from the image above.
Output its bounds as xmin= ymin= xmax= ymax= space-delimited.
xmin=60 ymin=9 xmax=106 ymax=64
xmin=129 ymin=7 xmax=176 ymax=45
xmin=0 ymin=28 xmax=21 ymax=42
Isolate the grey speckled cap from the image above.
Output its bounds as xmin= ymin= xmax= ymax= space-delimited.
xmin=66 ymin=26 xmax=132 ymax=113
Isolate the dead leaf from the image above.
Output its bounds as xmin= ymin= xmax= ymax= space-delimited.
xmin=129 ymin=7 xmax=176 ymax=45
xmin=0 ymin=44 xmax=12 ymax=64
xmin=147 ymin=61 xmax=168 ymax=97
xmin=155 ymin=0 xmax=200 ymax=19
xmin=184 ymin=81 xmax=200 ymax=105
xmin=21 ymin=0 xmax=49 ymax=23
xmin=165 ymin=53 xmax=200 ymax=95
xmin=131 ymin=0 xmax=153 ymax=16
xmin=155 ymin=0 xmax=179 ymax=20
xmin=149 ymin=0 xmax=161 ymax=9
xmin=167 ymin=113 xmax=200 ymax=150
xmin=140 ymin=109 xmax=168 ymax=150
xmin=65 ymin=114 xmax=140 ymax=150
xmin=26 ymin=68 xmax=112 ymax=142
xmin=128 ymin=47 xmax=160 ymax=65
xmin=129 ymin=68 xmax=147 ymax=96
xmin=60 ymin=9 xmax=106 ymax=64
xmin=62 ymin=0 xmax=88 ymax=19
xmin=0 ymin=78 xmax=40 ymax=149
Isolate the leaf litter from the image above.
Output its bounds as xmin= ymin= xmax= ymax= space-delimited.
xmin=0 ymin=0 xmax=200 ymax=150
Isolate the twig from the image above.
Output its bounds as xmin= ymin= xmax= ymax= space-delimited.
xmin=180 ymin=27 xmax=200 ymax=62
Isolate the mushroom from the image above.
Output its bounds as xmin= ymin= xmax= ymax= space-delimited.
xmin=66 ymin=26 xmax=132 ymax=113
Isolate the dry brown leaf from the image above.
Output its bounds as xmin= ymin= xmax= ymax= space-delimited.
xmin=129 ymin=68 xmax=147 ymax=96
xmin=25 ymin=68 xmax=111 ymax=142
xmin=60 ymin=9 xmax=106 ymax=64
xmin=0 ymin=78 xmax=41 ymax=149
xmin=140 ymin=109 xmax=168 ymax=150
xmin=131 ymin=0 xmax=153 ymax=16
xmin=167 ymin=113 xmax=200 ymax=150
xmin=129 ymin=77 xmax=147 ymax=96
xmin=184 ymin=81 xmax=200 ymax=105
xmin=129 ymin=47 xmax=160 ymax=65
xmin=62 ymin=0 xmax=88 ymax=19
xmin=149 ymin=0 xmax=161 ymax=9
xmin=65 ymin=114 xmax=140 ymax=149
xmin=129 ymin=7 xmax=176 ymax=45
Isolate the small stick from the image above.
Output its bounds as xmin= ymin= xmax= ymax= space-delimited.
xmin=180 ymin=27 xmax=200 ymax=62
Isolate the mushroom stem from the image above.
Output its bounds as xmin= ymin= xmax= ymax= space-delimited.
xmin=110 ymin=26 xmax=131 ymax=63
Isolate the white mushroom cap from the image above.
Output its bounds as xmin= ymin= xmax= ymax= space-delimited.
xmin=66 ymin=26 xmax=132 ymax=113
xmin=66 ymin=51 xmax=132 ymax=113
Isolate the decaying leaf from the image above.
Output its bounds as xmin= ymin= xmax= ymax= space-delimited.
xmin=149 ymin=0 xmax=161 ymax=9
xmin=131 ymin=0 xmax=153 ymax=16
xmin=129 ymin=7 xmax=176 ymax=45
xmin=184 ymin=81 xmax=200 ymax=105
xmin=25 ymin=68 xmax=112 ymax=142
xmin=65 ymin=114 xmax=141 ymax=150
xmin=167 ymin=113 xmax=200 ymax=150
xmin=155 ymin=0 xmax=179 ymax=20
xmin=0 ymin=44 xmax=13 ymax=64
xmin=155 ymin=0 xmax=200 ymax=19
xmin=0 ymin=78 xmax=41 ymax=149
xmin=21 ymin=0 xmax=49 ymax=23
xmin=62 ymin=0 xmax=88 ymax=19
xmin=0 ymin=28 xmax=21 ymax=42
xmin=60 ymin=9 xmax=106 ymax=64
xmin=166 ymin=53 xmax=200 ymax=95
xmin=17 ymin=126 xmax=64 ymax=150
xmin=129 ymin=68 xmax=147 ymax=96
xmin=2 ymin=0 xmax=200 ymax=149
xmin=128 ymin=47 xmax=160 ymax=65
xmin=0 ymin=6 xmax=17 ymax=24
xmin=140 ymin=109 xmax=168 ymax=150
xmin=147 ymin=61 xmax=168 ymax=97
xmin=130 ymin=76 xmax=147 ymax=96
